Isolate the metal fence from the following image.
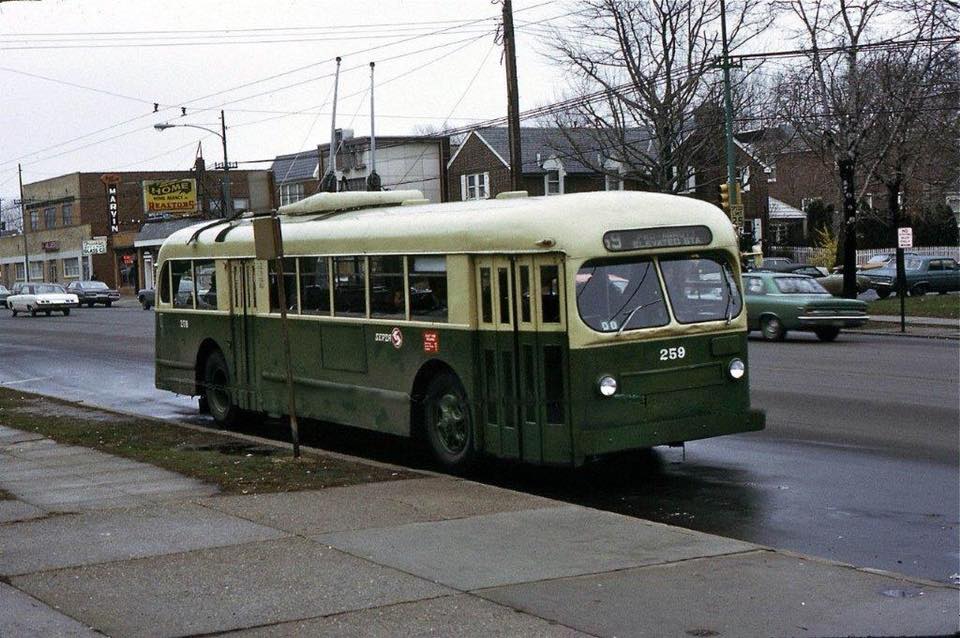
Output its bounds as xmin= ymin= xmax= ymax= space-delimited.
xmin=770 ymin=245 xmax=960 ymax=265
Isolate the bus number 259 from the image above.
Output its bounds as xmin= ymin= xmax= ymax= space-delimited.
xmin=659 ymin=346 xmax=685 ymax=361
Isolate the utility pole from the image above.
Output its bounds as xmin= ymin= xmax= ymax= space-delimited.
xmin=366 ymin=61 xmax=381 ymax=191
xmin=18 ymin=163 xmax=29 ymax=282
xmin=220 ymin=110 xmax=232 ymax=218
xmin=718 ymin=0 xmax=741 ymax=237
xmin=501 ymin=0 xmax=523 ymax=191
xmin=320 ymin=57 xmax=342 ymax=193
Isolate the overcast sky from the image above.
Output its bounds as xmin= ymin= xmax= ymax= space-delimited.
xmin=0 ymin=0 xmax=567 ymax=200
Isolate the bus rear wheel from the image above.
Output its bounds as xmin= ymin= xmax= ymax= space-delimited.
xmin=203 ymin=350 xmax=238 ymax=426
xmin=423 ymin=372 xmax=476 ymax=471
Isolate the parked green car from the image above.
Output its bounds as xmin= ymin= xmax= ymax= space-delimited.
xmin=743 ymin=272 xmax=869 ymax=342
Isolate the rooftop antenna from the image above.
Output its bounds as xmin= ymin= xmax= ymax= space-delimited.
xmin=366 ymin=62 xmax=381 ymax=191
xmin=320 ymin=56 xmax=342 ymax=193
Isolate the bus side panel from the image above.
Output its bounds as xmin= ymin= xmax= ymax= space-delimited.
xmin=567 ymin=332 xmax=758 ymax=460
xmin=155 ymin=311 xmax=234 ymax=397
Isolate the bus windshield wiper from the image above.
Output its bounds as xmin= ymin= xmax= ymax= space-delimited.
xmin=616 ymin=298 xmax=663 ymax=337
xmin=721 ymin=262 xmax=736 ymax=325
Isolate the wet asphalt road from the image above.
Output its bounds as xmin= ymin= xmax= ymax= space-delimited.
xmin=0 ymin=304 xmax=956 ymax=584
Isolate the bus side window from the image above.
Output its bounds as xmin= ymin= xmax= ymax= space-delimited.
xmin=194 ymin=260 xmax=218 ymax=310
xmin=299 ymin=257 xmax=331 ymax=315
xmin=409 ymin=256 xmax=447 ymax=322
xmin=171 ymin=261 xmax=194 ymax=309
xmin=268 ymin=258 xmax=298 ymax=313
xmin=370 ymin=256 xmax=405 ymax=319
xmin=540 ymin=264 xmax=560 ymax=323
xmin=498 ymin=268 xmax=511 ymax=324
xmin=480 ymin=267 xmax=493 ymax=324
xmin=158 ymin=262 xmax=170 ymax=304
xmin=334 ymin=256 xmax=366 ymax=317
xmin=519 ymin=265 xmax=531 ymax=323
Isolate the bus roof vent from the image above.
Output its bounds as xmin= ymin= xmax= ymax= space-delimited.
xmin=278 ymin=190 xmax=425 ymax=216
xmin=496 ymin=190 xmax=528 ymax=199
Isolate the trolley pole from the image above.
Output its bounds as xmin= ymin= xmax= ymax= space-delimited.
xmin=501 ymin=0 xmax=523 ymax=191
xmin=18 ymin=163 xmax=29 ymax=282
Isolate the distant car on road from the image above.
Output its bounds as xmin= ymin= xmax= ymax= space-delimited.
xmin=138 ymin=288 xmax=155 ymax=310
xmin=760 ymin=257 xmax=794 ymax=269
xmin=7 ymin=283 xmax=79 ymax=317
xmin=65 ymin=280 xmax=121 ymax=307
xmin=759 ymin=263 xmax=871 ymax=296
xmin=862 ymin=256 xmax=960 ymax=298
xmin=0 ymin=284 xmax=9 ymax=308
xmin=743 ymin=272 xmax=869 ymax=341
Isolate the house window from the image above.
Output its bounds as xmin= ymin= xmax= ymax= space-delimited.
xmin=800 ymin=197 xmax=822 ymax=212
xmin=279 ymin=183 xmax=305 ymax=206
xmin=545 ymin=170 xmax=563 ymax=196
xmin=461 ymin=173 xmax=489 ymax=201
xmin=61 ymin=203 xmax=73 ymax=226
xmin=63 ymin=258 xmax=80 ymax=278
xmin=233 ymin=198 xmax=249 ymax=212
xmin=29 ymin=210 xmax=38 ymax=231
xmin=208 ymin=199 xmax=223 ymax=214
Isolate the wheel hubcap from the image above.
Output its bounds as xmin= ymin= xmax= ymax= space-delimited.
xmin=433 ymin=393 xmax=468 ymax=454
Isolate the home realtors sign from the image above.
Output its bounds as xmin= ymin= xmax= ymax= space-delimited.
xmin=143 ymin=178 xmax=198 ymax=214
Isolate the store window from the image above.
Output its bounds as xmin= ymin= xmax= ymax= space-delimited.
xmin=63 ymin=258 xmax=80 ymax=278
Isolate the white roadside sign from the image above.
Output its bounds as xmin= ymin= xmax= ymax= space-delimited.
xmin=897 ymin=227 xmax=913 ymax=249
xmin=82 ymin=238 xmax=107 ymax=255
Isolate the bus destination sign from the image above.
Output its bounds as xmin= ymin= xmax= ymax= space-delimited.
xmin=603 ymin=225 xmax=713 ymax=252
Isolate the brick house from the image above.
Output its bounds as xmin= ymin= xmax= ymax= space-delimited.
xmin=272 ymin=131 xmax=450 ymax=206
xmin=448 ymin=126 xmax=772 ymax=247
xmin=0 ymin=163 xmax=272 ymax=292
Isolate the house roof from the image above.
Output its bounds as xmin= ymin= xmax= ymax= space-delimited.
xmin=271 ymin=152 xmax=319 ymax=185
xmin=464 ymin=127 xmax=654 ymax=175
xmin=768 ymin=197 xmax=806 ymax=220
xmin=134 ymin=216 xmax=206 ymax=247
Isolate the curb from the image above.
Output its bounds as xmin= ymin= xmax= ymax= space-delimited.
xmin=850 ymin=328 xmax=959 ymax=341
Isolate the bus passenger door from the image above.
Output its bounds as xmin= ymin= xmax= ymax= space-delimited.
xmin=475 ymin=256 xmax=521 ymax=459
xmin=228 ymin=260 xmax=257 ymax=412
xmin=515 ymin=254 xmax=571 ymax=465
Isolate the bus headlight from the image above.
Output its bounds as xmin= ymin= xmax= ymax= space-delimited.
xmin=728 ymin=358 xmax=745 ymax=380
xmin=598 ymin=375 xmax=618 ymax=397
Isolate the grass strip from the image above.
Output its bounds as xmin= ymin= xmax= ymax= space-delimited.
xmin=0 ymin=388 xmax=418 ymax=496
xmin=868 ymin=294 xmax=960 ymax=320
xmin=0 ymin=488 xmax=13 ymax=500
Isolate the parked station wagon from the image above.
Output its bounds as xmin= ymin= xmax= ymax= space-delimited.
xmin=743 ymin=272 xmax=868 ymax=341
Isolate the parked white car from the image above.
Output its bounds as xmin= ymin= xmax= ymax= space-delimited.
xmin=7 ymin=283 xmax=79 ymax=317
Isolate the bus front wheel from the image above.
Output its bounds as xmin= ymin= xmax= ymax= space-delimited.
xmin=423 ymin=372 xmax=476 ymax=471
xmin=202 ymin=350 xmax=238 ymax=426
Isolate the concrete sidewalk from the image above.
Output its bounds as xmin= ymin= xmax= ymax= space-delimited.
xmin=1 ymin=427 xmax=956 ymax=637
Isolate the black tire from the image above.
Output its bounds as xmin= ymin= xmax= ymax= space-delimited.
xmin=760 ymin=315 xmax=786 ymax=341
xmin=423 ymin=372 xmax=477 ymax=471
xmin=202 ymin=349 xmax=238 ymax=426
xmin=86 ymin=302 xmax=94 ymax=308
xmin=11 ymin=309 xmax=17 ymax=317
xmin=910 ymin=283 xmax=929 ymax=296
xmin=29 ymin=307 xmax=37 ymax=317
xmin=104 ymin=301 xmax=112 ymax=308
xmin=62 ymin=309 xmax=70 ymax=316
xmin=44 ymin=310 xmax=51 ymax=316
xmin=814 ymin=327 xmax=840 ymax=342
xmin=875 ymin=289 xmax=891 ymax=300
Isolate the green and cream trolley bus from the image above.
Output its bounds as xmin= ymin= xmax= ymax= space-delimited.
xmin=154 ymin=190 xmax=764 ymax=469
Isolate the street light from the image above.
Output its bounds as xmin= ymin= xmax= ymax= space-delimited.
xmin=154 ymin=110 xmax=233 ymax=218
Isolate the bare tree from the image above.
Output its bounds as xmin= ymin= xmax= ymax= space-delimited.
xmin=771 ymin=0 xmax=957 ymax=294
xmin=542 ymin=0 xmax=770 ymax=193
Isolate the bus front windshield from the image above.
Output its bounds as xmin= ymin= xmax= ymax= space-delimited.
xmin=575 ymin=254 xmax=741 ymax=333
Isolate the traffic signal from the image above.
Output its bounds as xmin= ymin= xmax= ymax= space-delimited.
xmin=719 ymin=183 xmax=731 ymax=214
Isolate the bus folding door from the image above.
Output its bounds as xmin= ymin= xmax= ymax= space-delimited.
xmin=227 ymin=260 xmax=258 ymax=412
xmin=475 ymin=256 xmax=521 ymax=460
xmin=514 ymin=254 xmax=572 ymax=465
